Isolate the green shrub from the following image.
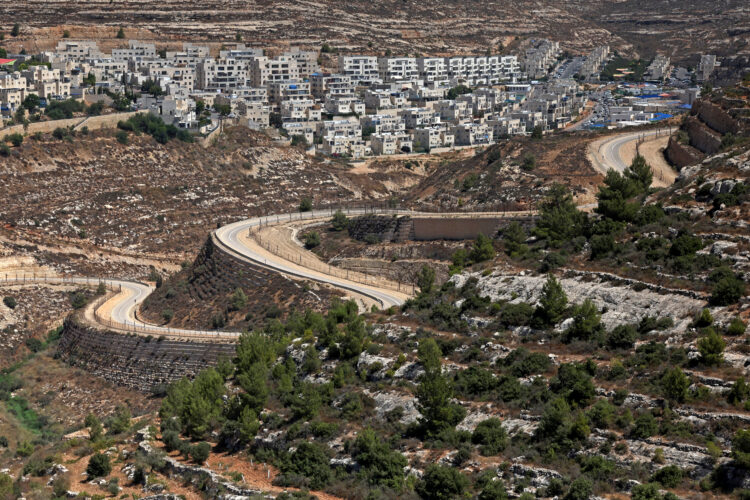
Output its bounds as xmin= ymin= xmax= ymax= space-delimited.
xmin=697 ymin=328 xmax=725 ymax=366
xmin=190 ymin=442 xmax=211 ymax=464
xmin=727 ymin=378 xmax=750 ymax=406
xmin=606 ymin=324 xmax=637 ymax=349
xmin=498 ymin=302 xmax=534 ymax=327
xmin=564 ymin=299 xmax=604 ymax=343
xmin=6 ymin=133 xmax=23 ymax=147
xmin=472 ymin=418 xmax=508 ymax=456
xmin=331 ymin=210 xmax=349 ymax=231
xmin=303 ymin=231 xmax=321 ymax=249
xmin=732 ymin=429 xmax=750 ymax=469
xmin=116 ymin=130 xmax=129 ymax=145
xmin=470 ymin=233 xmax=496 ymax=263
xmin=416 ymin=464 xmax=469 ymax=500
xmin=535 ymin=274 xmax=568 ymax=327
xmin=280 ymin=442 xmax=332 ymax=489
xmin=727 ymin=317 xmax=747 ymax=336
xmin=661 ymin=367 xmax=690 ymax=403
xmin=299 ymin=197 xmax=313 ymax=212
xmin=710 ymin=274 xmax=745 ymax=306
xmin=2 ymin=296 xmax=17 ymax=309
xmin=587 ymin=399 xmax=615 ymax=429
xmin=351 ymin=427 xmax=407 ymax=489
xmin=86 ymin=452 xmax=111 ymax=477
xmin=563 ymin=477 xmax=593 ymax=500
xmin=630 ymin=412 xmax=658 ymax=439
xmin=651 ymin=465 xmax=684 ymax=488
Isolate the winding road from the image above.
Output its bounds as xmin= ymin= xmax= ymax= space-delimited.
xmin=2 ymin=128 xmax=659 ymax=340
xmin=589 ymin=128 xmax=671 ymax=172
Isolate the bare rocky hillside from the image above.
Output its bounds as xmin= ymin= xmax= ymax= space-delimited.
xmin=1 ymin=0 xmax=747 ymax=63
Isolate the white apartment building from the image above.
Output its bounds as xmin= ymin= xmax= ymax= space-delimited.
xmin=144 ymin=62 xmax=195 ymax=92
xmin=233 ymin=87 xmax=268 ymax=103
xmin=399 ymin=107 xmax=441 ymax=129
xmin=112 ymin=41 xmax=157 ymax=61
xmin=378 ymin=57 xmax=419 ymax=82
xmin=580 ymin=46 xmax=609 ymax=80
xmin=338 ymin=56 xmax=380 ymax=85
xmin=364 ymin=90 xmax=391 ymax=111
xmin=248 ymin=56 xmax=299 ymax=88
xmin=435 ymin=99 xmax=472 ymax=123
xmin=522 ymin=39 xmax=560 ymax=79
xmin=370 ymin=132 xmax=412 ymax=155
xmin=89 ymin=59 xmax=128 ymax=80
xmin=417 ymin=58 xmax=448 ymax=85
xmin=486 ymin=116 xmax=524 ymax=137
xmin=236 ymin=100 xmax=270 ymax=128
xmin=280 ymin=98 xmax=317 ymax=122
xmin=284 ymin=48 xmax=319 ymax=79
xmin=166 ymin=44 xmax=211 ymax=70
xmin=408 ymin=84 xmax=446 ymax=102
xmin=310 ymin=73 xmax=354 ymax=99
xmin=268 ymin=81 xmax=311 ymax=105
xmin=511 ymin=110 xmax=547 ymax=132
xmin=22 ymin=67 xmax=72 ymax=99
xmin=324 ymin=95 xmax=365 ymax=115
xmin=0 ymin=73 xmax=27 ymax=113
xmin=197 ymin=58 xmax=247 ymax=90
xmin=321 ymin=135 xmax=366 ymax=158
xmin=697 ymin=55 xmax=718 ymax=82
xmin=452 ymin=122 xmax=493 ymax=146
xmin=413 ymin=127 xmax=454 ymax=151
xmin=645 ymin=55 xmax=671 ymax=82
xmin=360 ymin=114 xmax=405 ymax=134
xmin=283 ymin=122 xmax=315 ymax=145
xmin=219 ymin=44 xmax=264 ymax=61
xmin=54 ymin=41 xmax=103 ymax=61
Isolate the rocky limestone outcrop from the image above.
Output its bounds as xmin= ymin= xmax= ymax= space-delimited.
xmin=137 ymin=441 xmax=272 ymax=499
xmin=450 ymin=272 xmax=706 ymax=331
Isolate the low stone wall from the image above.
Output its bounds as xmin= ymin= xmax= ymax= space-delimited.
xmin=665 ymin=136 xmax=703 ymax=169
xmin=57 ymin=316 xmax=235 ymax=391
xmin=0 ymin=110 xmax=146 ymax=138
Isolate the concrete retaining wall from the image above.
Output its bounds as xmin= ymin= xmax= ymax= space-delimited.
xmin=347 ymin=215 xmax=535 ymax=242
xmin=57 ymin=316 xmax=235 ymax=391
xmin=412 ymin=218 xmax=503 ymax=240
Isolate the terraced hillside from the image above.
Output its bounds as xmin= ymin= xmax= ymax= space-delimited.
xmin=1 ymin=0 xmax=748 ymax=63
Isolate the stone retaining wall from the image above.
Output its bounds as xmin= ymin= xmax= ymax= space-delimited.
xmin=57 ymin=316 xmax=235 ymax=391
xmin=693 ymin=99 xmax=740 ymax=135
xmin=685 ymin=116 xmax=722 ymax=155
xmin=0 ymin=110 xmax=146 ymax=138
xmin=665 ymin=136 xmax=704 ymax=169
